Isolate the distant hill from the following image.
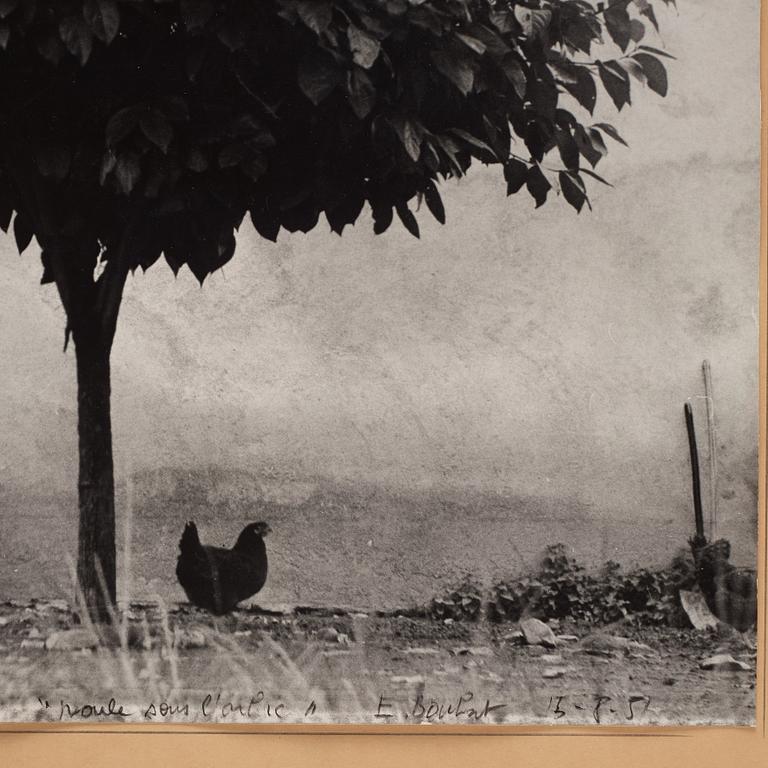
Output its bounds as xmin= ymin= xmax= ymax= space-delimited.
xmin=0 ymin=466 xmax=755 ymax=611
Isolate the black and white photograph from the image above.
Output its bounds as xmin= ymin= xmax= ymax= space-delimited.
xmin=0 ymin=0 xmax=761 ymax=727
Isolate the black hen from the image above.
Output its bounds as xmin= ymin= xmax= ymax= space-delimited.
xmin=176 ymin=521 xmax=271 ymax=615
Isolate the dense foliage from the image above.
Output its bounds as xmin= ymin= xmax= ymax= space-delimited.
xmin=489 ymin=543 xmax=696 ymax=626
xmin=425 ymin=545 xmax=697 ymax=626
xmin=0 ymin=0 xmax=673 ymax=284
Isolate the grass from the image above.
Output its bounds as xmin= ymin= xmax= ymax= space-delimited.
xmin=0 ymin=595 xmax=757 ymax=727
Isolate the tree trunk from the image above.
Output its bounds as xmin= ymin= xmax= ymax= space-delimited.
xmin=46 ymin=235 xmax=128 ymax=623
xmin=74 ymin=323 xmax=116 ymax=622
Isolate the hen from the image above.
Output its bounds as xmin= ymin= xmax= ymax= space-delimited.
xmin=176 ymin=521 xmax=271 ymax=615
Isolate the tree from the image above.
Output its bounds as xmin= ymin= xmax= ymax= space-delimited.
xmin=0 ymin=0 xmax=673 ymax=621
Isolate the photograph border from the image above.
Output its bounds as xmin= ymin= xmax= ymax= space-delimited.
xmin=0 ymin=0 xmax=765 ymax=763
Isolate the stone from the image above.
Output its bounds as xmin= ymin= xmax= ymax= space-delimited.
xmin=542 ymin=667 xmax=567 ymax=679
xmin=577 ymin=634 xmax=650 ymax=656
xmin=45 ymin=629 xmax=99 ymax=651
xmin=541 ymin=654 xmax=564 ymax=664
xmin=173 ymin=628 xmax=207 ymax=650
xmin=390 ymin=675 xmax=425 ymax=685
xmin=502 ymin=630 xmax=525 ymax=643
xmin=336 ymin=632 xmax=351 ymax=646
xmin=21 ymin=639 xmax=45 ymax=650
xmin=36 ymin=599 xmax=69 ymax=613
xmin=404 ymin=647 xmax=441 ymax=655
xmin=0 ymin=617 xmax=9 ymax=627
xmin=452 ymin=646 xmax=494 ymax=657
xmin=27 ymin=627 xmax=42 ymax=639
xmin=520 ymin=618 xmax=558 ymax=648
xmin=317 ymin=627 xmax=339 ymax=642
xmin=556 ymin=634 xmax=579 ymax=643
xmin=700 ymin=654 xmax=752 ymax=672
xmin=680 ymin=590 xmax=720 ymax=631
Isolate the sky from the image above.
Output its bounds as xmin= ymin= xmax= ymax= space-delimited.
xmin=0 ymin=1 xmax=761 ymax=556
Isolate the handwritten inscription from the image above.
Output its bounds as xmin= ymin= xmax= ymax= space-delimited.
xmin=548 ymin=694 xmax=652 ymax=723
xmin=376 ymin=692 xmax=506 ymax=723
xmin=35 ymin=690 xmax=652 ymax=724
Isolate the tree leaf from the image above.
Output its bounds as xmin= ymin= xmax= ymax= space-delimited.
xmin=581 ymin=167 xmax=613 ymax=186
xmin=13 ymin=213 xmax=32 ymax=253
xmin=574 ymin=124 xmax=602 ymax=167
xmin=483 ymin=115 xmax=511 ymax=161
xmin=629 ymin=18 xmax=645 ymax=43
xmin=180 ymin=0 xmax=215 ymax=32
xmin=449 ymin=128 xmax=494 ymax=156
xmin=620 ymin=57 xmax=647 ymax=84
xmin=489 ymin=8 xmax=515 ymax=34
xmin=597 ymin=61 xmax=630 ymax=111
xmin=250 ymin=208 xmax=280 ymax=242
xmin=587 ymin=127 xmax=608 ymax=156
xmin=504 ymin=158 xmax=528 ymax=195
xmin=499 ymin=54 xmax=527 ymax=100
xmin=218 ymin=142 xmax=247 ymax=168
xmin=242 ymin=154 xmax=267 ymax=181
xmin=326 ymin=191 xmax=365 ymax=235
xmin=395 ymin=201 xmax=419 ymax=238
xmin=0 ymin=190 xmax=12 ymax=232
xmin=431 ymin=49 xmax=474 ymax=96
xmin=0 ymin=0 xmax=18 ymax=20
xmin=99 ymin=151 xmax=116 ymax=184
xmin=456 ymin=33 xmax=486 ymax=55
xmin=298 ymin=51 xmax=343 ymax=105
xmin=389 ymin=116 xmax=421 ymax=162
xmin=637 ymin=44 xmax=676 ymax=60
xmin=36 ymin=146 xmax=71 ymax=179
xmin=424 ymin=180 xmax=445 ymax=224
xmin=593 ymin=122 xmax=628 ymax=146
xmin=555 ymin=127 xmax=579 ymax=170
xmin=604 ymin=3 xmax=631 ymax=52
xmin=372 ymin=202 xmax=393 ymax=234
xmin=140 ymin=111 xmax=173 ymax=153
xmin=561 ymin=66 xmax=596 ymax=114
xmin=559 ymin=171 xmax=586 ymax=212
xmin=186 ymin=149 xmax=209 ymax=172
xmin=639 ymin=2 xmax=659 ymax=31
xmin=513 ymin=6 xmax=551 ymax=41
xmin=296 ymin=1 xmax=332 ymax=35
xmin=115 ymin=154 xmax=140 ymax=194
xmin=83 ymin=0 xmax=120 ymax=45
xmin=59 ymin=16 xmax=93 ymax=65
xmin=347 ymin=24 xmax=380 ymax=69
xmin=347 ymin=68 xmax=376 ymax=119
xmin=632 ymin=52 xmax=668 ymax=96
xmin=106 ymin=105 xmax=142 ymax=146
xmin=526 ymin=164 xmax=551 ymax=208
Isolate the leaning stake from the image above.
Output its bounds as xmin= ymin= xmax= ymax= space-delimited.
xmin=702 ymin=360 xmax=718 ymax=540
xmin=684 ymin=401 xmax=706 ymax=547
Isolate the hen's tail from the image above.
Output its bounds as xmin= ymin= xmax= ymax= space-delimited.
xmin=179 ymin=521 xmax=201 ymax=556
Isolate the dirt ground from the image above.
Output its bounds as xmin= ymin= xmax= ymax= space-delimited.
xmin=0 ymin=599 xmax=756 ymax=726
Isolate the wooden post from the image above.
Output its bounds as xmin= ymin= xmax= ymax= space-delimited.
xmin=684 ymin=401 xmax=706 ymax=544
xmin=702 ymin=360 xmax=718 ymax=541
